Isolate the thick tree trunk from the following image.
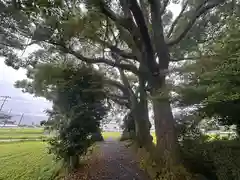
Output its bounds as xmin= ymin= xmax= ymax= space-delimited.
xmin=151 ymin=78 xmax=179 ymax=166
xmin=117 ymin=65 xmax=152 ymax=149
xmin=149 ymin=6 xmax=179 ymax=165
xmin=134 ymin=102 xmax=153 ymax=148
xmin=120 ymin=111 xmax=136 ymax=141
xmin=68 ymin=155 xmax=79 ymax=170
xmin=134 ymin=79 xmax=154 ymax=150
xmin=236 ymin=123 xmax=240 ymax=138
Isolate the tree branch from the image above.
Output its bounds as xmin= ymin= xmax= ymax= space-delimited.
xmin=107 ymin=94 xmax=130 ymax=108
xmin=47 ymin=40 xmax=139 ymax=74
xmin=104 ymin=79 xmax=128 ymax=95
xmin=167 ymin=0 xmax=225 ymax=46
xmin=129 ymin=0 xmax=159 ymax=74
xmin=166 ymin=0 xmax=188 ymax=38
xmin=129 ymin=0 xmax=153 ymax=55
xmin=170 ymin=54 xmax=218 ymax=62
xmin=140 ymin=0 xmax=150 ymax=25
xmin=97 ymin=38 xmax=138 ymax=60
xmin=149 ymin=0 xmax=170 ymax=71
xmin=160 ymin=0 xmax=170 ymax=15
xmin=99 ymin=0 xmax=142 ymax=50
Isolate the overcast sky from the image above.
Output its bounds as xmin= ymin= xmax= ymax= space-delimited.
xmin=0 ymin=58 xmax=52 ymax=124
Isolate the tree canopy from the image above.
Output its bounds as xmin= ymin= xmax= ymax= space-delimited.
xmin=15 ymin=60 xmax=109 ymax=169
xmin=177 ymin=16 xmax=240 ymax=135
xmin=2 ymin=0 xmax=240 ymax=179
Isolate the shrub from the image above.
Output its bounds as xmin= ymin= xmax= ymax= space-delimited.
xmin=43 ymin=64 xmax=108 ymax=170
xmin=181 ymin=140 xmax=240 ymax=180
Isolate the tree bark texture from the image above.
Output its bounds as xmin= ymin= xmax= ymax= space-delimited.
xmin=151 ymin=78 xmax=178 ymax=166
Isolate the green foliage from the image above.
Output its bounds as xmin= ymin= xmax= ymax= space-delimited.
xmin=135 ymin=145 xmax=192 ymax=180
xmin=177 ymin=16 xmax=240 ymax=135
xmin=16 ymin=62 xmax=108 ymax=169
xmin=181 ymin=140 xmax=240 ymax=180
xmin=47 ymin=64 xmax=108 ymax=169
xmin=102 ymin=132 xmax=121 ymax=140
xmin=0 ymin=0 xmax=33 ymax=69
xmin=3 ymin=1 xmax=240 ymax=178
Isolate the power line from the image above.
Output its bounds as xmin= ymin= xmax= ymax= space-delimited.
xmin=2 ymin=109 xmax=13 ymax=127
xmin=0 ymin=96 xmax=11 ymax=111
xmin=18 ymin=113 xmax=24 ymax=126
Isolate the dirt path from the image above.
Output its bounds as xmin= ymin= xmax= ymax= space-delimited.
xmin=68 ymin=140 xmax=151 ymax=180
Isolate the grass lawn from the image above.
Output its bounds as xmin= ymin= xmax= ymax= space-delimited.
xmin=0 ymin=128 xmax=152 ymax=180
xmin=102 ymin=132 xmax=121 ymax=139
xmin=0 ymin=141 xmax=59 ymax=180
xmin=0 ymin=134 xmax=47 ymax=140
xmin=101 ymin=131 xmax=157 ymax=143
xmin=0 ymin=128 xmax=47 ymax=140
xmin=0 ymin=128 xmax=44 ymax=134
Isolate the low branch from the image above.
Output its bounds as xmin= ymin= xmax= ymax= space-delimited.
xmin=104 ymin=79 xmax=128 ymax=95
xmin=47 ymin=40 xmax=139 ymax=74
xmin=167 ymin=0 xmax=225 ymax=46
xmin=97 ymin=38 xmax=138 ymax=60
xmin=70 ymin=50 xmax=139 ymax=74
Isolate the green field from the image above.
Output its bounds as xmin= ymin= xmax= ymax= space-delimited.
xmin=102 ymin=131 xmax=157 ymax=144
xmin=0 ymin=128 xmax=47 ymax=140
xmin=102 ymin=131 xmax=121 ymax=139
xmin=0 ymin=128 xmax=124 ymax=180
xmin=0 ymin=128 xmax=156 ymax=143
xmin=0 ymin=141 xmax=58 ymax=180
xmin=0 ymin=128 xmax=123 ymax=140
xmin=0 ymin=128 xmax=44 ymax=134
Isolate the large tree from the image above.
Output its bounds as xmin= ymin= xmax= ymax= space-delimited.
xmin=1 ymin=0 xmax=235 ymax=176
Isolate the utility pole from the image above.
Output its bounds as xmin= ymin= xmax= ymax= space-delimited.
xmin=0 ymin=96 xmax=11 ymax=111
xmin=8 ymin=109 xmax=12 ymax=114
xmin=3 ymin=109 xmax=12 ymax=127
xmin=18 ymin=113 xmax=24 ymax=126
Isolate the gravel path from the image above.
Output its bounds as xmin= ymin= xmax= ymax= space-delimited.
xmin=69 ymin=140 xmax=151 ymax=180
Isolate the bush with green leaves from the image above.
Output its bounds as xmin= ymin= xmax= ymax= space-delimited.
xmin=176 ymin=111 xmax=240 ymax=180
xmin=48 ymin=64 xmax=108 ymax=169
xmin=181 ymin=139 xmax=240 ymax=180
xmin=16 ymin=62 xmax=108 ymax=170
xmin=177 ymin=17 xmax=240 ymax=136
